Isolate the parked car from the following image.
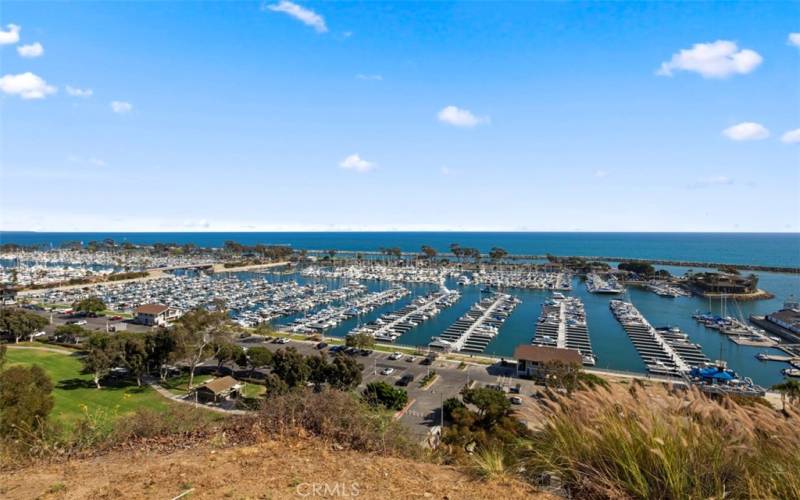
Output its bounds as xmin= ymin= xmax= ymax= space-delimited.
xmin=109 ymin=315 xmax=123 ymax=321
xmin=380 ymin=367 xmax=395 ymax=376
xmin=275 ymin=337 xmax=290 ymax=344
xmin=405 ymin=356 xmax=416 ymax=363
xmin=359 ymin=349 xmax=373 ymax=357
xmin=396 ymin=373 xmax=415 ymax=386
xmin=509 ymin=396 xmax=523 ymax=405
xmin=388 ymin=352 xmax=403 ymax=361
xmin=316 ymin=342 xmax=328 ymax=350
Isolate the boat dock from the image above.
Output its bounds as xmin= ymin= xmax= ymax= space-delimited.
xmin=429 ymin=293 xmax=520 ymax=353
xmin=350 ymin=289 xmax=461 ymax=342
xmin=610 ymin=300 xmax=699 ymax=376
xmin=532 ymin=295 xmax=596 ymax=365
xmin=287 ymin=287 xmax=409 ymax=333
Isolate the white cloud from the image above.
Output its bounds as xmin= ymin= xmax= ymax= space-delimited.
xmin=437 ymin=105 xmax=488 ymax=127
xmin=66 ymin=86 xmax=93 ymax=97
xmin=88 ymin=158 xmax=107 ymax=167
xmin=339 ymin=154 xmax=376 ymax=173
xmin=788 ymin=33 xmax=800 ymax=48
xmin=110 ymin=100 xmax=133 ymax=113
xmin=0 ymin=24 xmax=20 ymax=45
xmin=689 ymin=176 xmax=734 ymax=189
xmin=265 ymin=1 xmax=327 ymax=33
xmin=722 ymin=122 xmax=770 ymax=141
xmin=594 ymin=169 xmax=609 ymax=178
xmin=0 ymin=72 xmax=56 ymax=99
xmin=356 ymin=74 xmax=383 ymax=81
xmin=780 ymin=128 xmax=800 ymax=144
xmin=17 ymin=42 xmax=43 ymax=58
xmin=657 ymin=40 xmax=762 ymax=78
xmin=441 ymin=166 xmax=453 ymax=175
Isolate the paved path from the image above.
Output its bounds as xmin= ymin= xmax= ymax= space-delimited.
xmin=7 ymin=344 xmax=78 ymax=355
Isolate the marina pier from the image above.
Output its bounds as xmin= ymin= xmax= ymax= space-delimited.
xmin=610 ymin=300 xmax=705 ymax=376
xmin=532 ymin=295 xmax=596 ymax=366
xmin=430 ymin=293 xmax=520 ymax=353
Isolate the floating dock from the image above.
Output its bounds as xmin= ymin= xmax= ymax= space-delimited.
xmin=350 ymin=289 xmax=460 ymax=342
xmin=429 ymin=293 xmax=519 ymax=353
xmin=532 ymin=295 xmax=595 ymax=365
xmin=610 ymin=300 xmax=707 ymax=376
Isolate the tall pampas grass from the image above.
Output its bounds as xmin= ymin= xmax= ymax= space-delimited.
xmin=525 ymin=383 xmax=800 ymax=499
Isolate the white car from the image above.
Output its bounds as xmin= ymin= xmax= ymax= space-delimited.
xmin=74 ymin=320 xmax=87 ymax=326
xmin=388 ymin=352 xmax=403 ymax=361
xmin=276 ymin=337 xmax=290 ymax=344
xmin=380 ymin=367 xmax=395 ymax=376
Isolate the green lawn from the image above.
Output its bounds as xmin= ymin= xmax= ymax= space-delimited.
xmin=5 ymin=348 xmax=172 ymax=428
xmin=161 ymin=373 xmax=213 ymax=395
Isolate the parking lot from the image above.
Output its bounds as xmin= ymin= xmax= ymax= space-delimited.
xmin=235 ymin=337 xmax=543 ymax=438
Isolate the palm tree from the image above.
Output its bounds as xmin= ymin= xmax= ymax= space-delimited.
xmin=771 ymin=379 xmax=800 ymax=411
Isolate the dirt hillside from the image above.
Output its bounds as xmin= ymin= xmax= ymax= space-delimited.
xmin=0 ymin=437 xmax=545 ymax=499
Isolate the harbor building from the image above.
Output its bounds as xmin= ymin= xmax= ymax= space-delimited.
xmin=750 ymin=298 xmax=800 ymax=343
xmin=134 ymin=303 xmax=181 ymax=326
xmin=513 ymin=344 xmax=582 ymax=381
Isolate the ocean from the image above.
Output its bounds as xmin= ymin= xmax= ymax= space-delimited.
xmin=2 ymin=232 xmax=799 ymax=268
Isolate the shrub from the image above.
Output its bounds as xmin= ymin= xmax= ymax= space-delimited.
xmin=258 ymin=388 xmax=417 ymax=457
xmin=362 ymin=381 xmax=408 ymax=411
xmin=525 ymin=384 xmax=800 ymax=499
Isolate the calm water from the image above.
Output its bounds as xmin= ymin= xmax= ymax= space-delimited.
xmin=2 ymin=232 xmax=799 ymax=268
xmin=248 ymin=267 xmax=799 ymax=387
xmin=3 ymin=231 xmax=799 ymax=386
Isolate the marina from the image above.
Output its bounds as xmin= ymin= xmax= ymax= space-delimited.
xmin=610 ymin=299 xmax=699 ymax=376
xmin=585 ymin=273 xmax=625 ymax=294
xmin=469 ymin=270 xmax=572 ymax=290
xmin=429 ymin=293 xmax=520 ymax=353
xmin=285 ymin=286 xmax=409 ymax=333
xmin=532 ymin=294 xmax=596 ymax=366
xmin=349 ymin=286 xmax=461 ymax=343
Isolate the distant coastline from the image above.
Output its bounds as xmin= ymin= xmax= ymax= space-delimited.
xmin=2 ymin=231 xmax=799 ymax=269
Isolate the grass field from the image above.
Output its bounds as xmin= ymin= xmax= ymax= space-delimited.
xmin=5 ymin=348 xmax=172 ymax=428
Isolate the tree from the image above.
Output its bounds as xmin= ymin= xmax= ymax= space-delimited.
xmin=53 ymin=324 xmax=87 ymax=345
xmin=420 ymin=245 xmax=437 ymax=263
xmin=271 ymin=347 xmax=310 ymax=388
xmin=326 ymin=355 xmax=363 ymax=391
xmin=0 ymin=308 xmax=48 ymax=344
xmin=362 ymin=381 xmax=408 ymax=411
xmin=345 ymin=331 xmax=375 ymax=350
xmin=242 ymin=346 xmax=273 ymax=378
xmin=307 ymin=353 xmax=329 ymax=390
xmin=461 ymin=386 xmax=512 ymax=427
xmin=116 ymin=333 xmax=148 ymax=386
xmin=443 ymin=397 xmax=466 ymax=421
xmin=172 ymin=307 xmax=235 ymax=388
xmin=146 ymin=328 xmax=178 ymax=382
xmin=72 ymin=296 xmax=106 ymax=316
xmin=82 ymin=333 xmax=118 ymax=389
xmin=618 ymin=261 xmax=655 ymax=276
xmin=214 ymin=342 xmax=243 ymax=373
xmin=0 ymin=344 xmax=6 ymax=370
xmin=772 ymin=379 xmax=800 ymax=411
xmin=488 ymin=247 xmax=508 ymax=263
xmin=0 ymin=365 xmax=54 ymax=439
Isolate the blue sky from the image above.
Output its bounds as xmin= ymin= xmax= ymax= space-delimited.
xmin=1 ymin=1 xmax=798 ymax=232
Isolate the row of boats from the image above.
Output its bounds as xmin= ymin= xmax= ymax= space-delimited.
xmin=349 ymin=288 xmax=461 ymax=343
xmin=462 ymin=271 xmax=572 ymax=290
xmin=286 ymin=286 xmax=410 ymax=333
xmin=692 ymin=311 xmax=778 ymax=344
xmin=532 ymin=294 xmax=596 ymax=366
xmin=429 ymin=293 xmax=521 ymax=353
xmin=610 ymin=299 xmax=763 ymax=394
xmin=300 ymin=265 xmax=449 ymax=284
xmin=585 ymin=273 xmax=625 ymax=294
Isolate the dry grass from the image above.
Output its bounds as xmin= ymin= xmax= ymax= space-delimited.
xmin=525 ymin=382 xmax=800 ymax=499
